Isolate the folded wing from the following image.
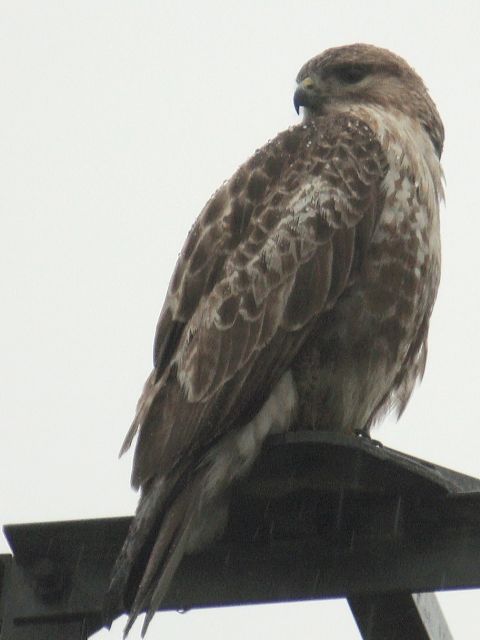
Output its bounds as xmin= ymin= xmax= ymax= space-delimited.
xmin=125 ymin=114 xmax=387 ymax=489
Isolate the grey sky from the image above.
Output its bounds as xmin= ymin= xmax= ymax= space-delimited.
xmin=2 ymin=1 xmax=479 ymax=638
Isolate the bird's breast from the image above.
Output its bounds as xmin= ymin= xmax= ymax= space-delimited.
xmin=291 ymin=117 xmax=442 ymax=434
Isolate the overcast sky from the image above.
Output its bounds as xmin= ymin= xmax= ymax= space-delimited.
xmin=2 ymin=1 xmax=480 ymax=638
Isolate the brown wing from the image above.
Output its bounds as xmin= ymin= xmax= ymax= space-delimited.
xmin=124 ymin=114 xmax=388 ymax=489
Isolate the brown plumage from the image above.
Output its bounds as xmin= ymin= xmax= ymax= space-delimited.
xmin=104 ymin=43 xmax=444 ymax=636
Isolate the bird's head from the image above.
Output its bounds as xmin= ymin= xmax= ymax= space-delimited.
xmin=294 ymin=43 xmax=444 ymax=156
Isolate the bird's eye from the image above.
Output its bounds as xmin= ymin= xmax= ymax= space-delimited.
xmin=334 ymin=64 xmax=371 ymax=84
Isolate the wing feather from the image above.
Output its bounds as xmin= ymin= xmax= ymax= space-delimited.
xmin=126 ymin=114 xmax=387 ymax=489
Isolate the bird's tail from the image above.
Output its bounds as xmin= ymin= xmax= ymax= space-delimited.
xmin=103 ymin=468 xmax=201 ymax=637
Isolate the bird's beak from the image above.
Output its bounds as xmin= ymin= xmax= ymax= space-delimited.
xmin=294 ymin=77 xmax=316 ymax=114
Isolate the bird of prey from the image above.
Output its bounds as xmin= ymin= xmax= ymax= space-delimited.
xmin=105 ymin=43 xmax=444 ymax=636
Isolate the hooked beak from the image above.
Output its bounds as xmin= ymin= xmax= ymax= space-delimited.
xmin=293 ymin=77 xmax=316 ymax=114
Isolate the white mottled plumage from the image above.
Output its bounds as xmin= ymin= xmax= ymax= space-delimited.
xmin=199 ymin=371 xmax=297 ymax=519
xmin=105 ymin=44 xmax=445 ymax=637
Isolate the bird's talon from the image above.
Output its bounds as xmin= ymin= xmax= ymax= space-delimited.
xmin=354 ymin=429 xmax=383 ymax=448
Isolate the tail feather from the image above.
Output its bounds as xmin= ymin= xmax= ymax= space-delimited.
xmin=104 ymin=468 xmax=206 ymax=638
xmin=125 ymin=485 xmax=198 ymax=637
xmin=103 ymin=472 xmax=176 ymax=628
xmin=140 ymin=498 xmax=197 ymax=636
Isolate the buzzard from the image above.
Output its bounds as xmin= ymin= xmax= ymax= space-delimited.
xmin=105 ymin=43 xmax=444 ymax=635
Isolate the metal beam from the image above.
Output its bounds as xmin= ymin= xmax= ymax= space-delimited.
xmin=348 ymin=593 xmax=453 ymax=640
xmin=2 ymin=432 xmax=480 ymax=638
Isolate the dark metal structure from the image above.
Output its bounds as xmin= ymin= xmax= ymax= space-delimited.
xmin=2 ymin=432 xmax=480 ymax=639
